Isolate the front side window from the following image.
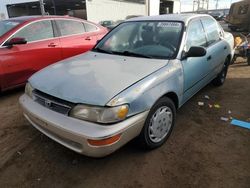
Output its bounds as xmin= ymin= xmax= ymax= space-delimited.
xmin=186 ymin=20 xmax=207 ymax=50
xmin=94 ymin=21 xmax=183 ymax=59
xmin=0 ymin=20 xmax=22 ymax=37
xmin=201 ymin=17 xmax=220 ymax=45
xmin=57 ymin=20 xmax=85 ymax=36
xmin=11 ymin=20 xmax=54 ymax=42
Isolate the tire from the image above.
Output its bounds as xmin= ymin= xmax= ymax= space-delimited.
xmin=247 ymin=55 xmax=250 ymax=66
xmin=138 ymin=97 xmax=176 ymax=149
xmin=212 ymin=58 xmax=230 ymax=86
xmin=231 ymin=56 xmax=236 ymax=64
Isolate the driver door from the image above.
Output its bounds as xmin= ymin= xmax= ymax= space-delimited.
xmin=0 ymin=20 xmax=62 ymax=90
xmin=181 ymin=19 xmax=209 ymax=102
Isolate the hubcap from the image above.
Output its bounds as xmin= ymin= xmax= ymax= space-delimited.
xmin=148 ymin=106 xmax=173 ymax=143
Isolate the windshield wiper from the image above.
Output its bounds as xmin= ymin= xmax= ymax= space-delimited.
xmin=112 ymin=51 xmax=152 ymax=59
xmin=93 ymin=47 xmax=113 ymax=54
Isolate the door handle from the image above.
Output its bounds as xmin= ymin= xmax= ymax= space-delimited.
xmin=48 ymin=43 xmax=57 ymax=47
xmin=207 ymin=55 xmax=212 ymax=61
xmin=85 ymin=37 xmax=92 ymax=41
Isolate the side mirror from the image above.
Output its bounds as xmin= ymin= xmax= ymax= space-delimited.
xmin=4 ymin=37 xmax=27 ymax=48
xmin=182 ymin=46 xmax=207 ymax=59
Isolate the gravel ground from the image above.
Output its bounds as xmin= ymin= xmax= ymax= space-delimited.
xmin=0 ymin=61 xmax=250 ymax=188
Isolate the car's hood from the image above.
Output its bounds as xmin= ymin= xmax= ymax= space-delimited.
xmin=29 ymin=51 xmax=168 ymax=106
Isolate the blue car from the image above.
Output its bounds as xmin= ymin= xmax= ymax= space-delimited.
xmin=20 ymin=14 xmax=234 ymax=157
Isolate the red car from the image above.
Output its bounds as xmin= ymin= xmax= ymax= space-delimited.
xmin=0 ymin=16 xmax=108 ymax=91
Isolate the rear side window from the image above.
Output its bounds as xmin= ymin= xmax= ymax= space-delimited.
xmin=201 ymin=17 xmax=220 ymax=45
xmin=11 ymin=20 xmax=54 ymax=42
xmin=56 ymin=20 xmax=85 ymax=36
xmin=84 ymin=23 xmax=98 ymax=32
xmin=186 ymin=20 xmax=207 ymax=50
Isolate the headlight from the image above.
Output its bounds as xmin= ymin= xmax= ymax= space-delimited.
xmin=69 ymin=104 xmax=129 ymax=124
xmin=25 ymin=82 xmax=34 ymax=98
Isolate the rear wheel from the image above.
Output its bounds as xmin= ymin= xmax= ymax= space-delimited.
xmin=212 ymin=58 xmax=230 ymax=86
xmin=138 ymin=97 xmax=176 ymax=149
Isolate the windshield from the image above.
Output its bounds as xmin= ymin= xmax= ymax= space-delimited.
xmin=94 ymin=21 xmax=183 ymax=59
xmin=0 ymin=20 xmax=22 ymax=37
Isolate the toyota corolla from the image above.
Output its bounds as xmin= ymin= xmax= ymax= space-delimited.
xmin=19 ymin=14 xmax=234 ymax=157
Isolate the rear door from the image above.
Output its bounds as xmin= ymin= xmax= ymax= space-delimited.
xmin=55 ymin=19 xmax=98 ymax=59
xmin=201 ymin=17 xmax=226 ymax=77
xmin=0 ymin=19 xmax=62 ymax=90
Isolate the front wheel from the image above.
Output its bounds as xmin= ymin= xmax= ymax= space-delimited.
xmin=212 ymin=58 xmax=229 ymax=86
xmin=138 ymin=97 xmax=176 ymax=149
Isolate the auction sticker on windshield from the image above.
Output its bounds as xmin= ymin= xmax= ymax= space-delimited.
xmin=157 ymin=22 xmax=182 ymax=28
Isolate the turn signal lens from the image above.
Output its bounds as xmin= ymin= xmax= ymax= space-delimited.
xmin=25 ymin=82 xmax=34 ymax=98
xmin=87 ymin=134 xmax=122 ymax=146
xmin=117 ymin=105 xmax=129 ymax=119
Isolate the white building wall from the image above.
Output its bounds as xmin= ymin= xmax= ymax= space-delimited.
xmin=149 ymin=0 xmax=160 ymax=16
xmin=0 ymin=0 xmax=37 ymax=19
xmin=173 ymin=0 xmax=181 ymax=13
xmin=86 ymin=0 xmax=146 ymax=23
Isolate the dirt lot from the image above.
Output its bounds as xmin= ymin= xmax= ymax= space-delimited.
xmin=0 ymin=61 xmax=250 ymax=188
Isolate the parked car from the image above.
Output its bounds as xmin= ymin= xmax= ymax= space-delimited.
xmin=208 ymin=12 xmax=224 ymax=21
xmin=20 ymin=14 xmax=234 ymax=157
xmin=0 ymin=16 xmax=108 ymax=91
xmin=99 ymin=20 xmax=114 ymax=27
xmin=125 ymin=15 xmax=143 ymax=20
xmin=227 ymin=0 xmax=250 ymax=31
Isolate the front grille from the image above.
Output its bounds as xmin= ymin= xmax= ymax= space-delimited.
xmin=33 ymin=90 xmax=75 ymax=115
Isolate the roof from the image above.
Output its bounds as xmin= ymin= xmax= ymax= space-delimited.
xmin=126 ymin=14 xmax=210 ymax=24
xmin=5 ymin=15 xmax=83 ymax=23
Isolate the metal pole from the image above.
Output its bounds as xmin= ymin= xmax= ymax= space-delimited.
xmin=39 ymin=0 xmax=45 ymax=15
xmin=197 ymin=0 xmax=200 ymax=12
xmin=215 ymin=0 xmax=219 ymax=10
xmin=145 ymin=0 xmax=149 ymax=16
xmin=52 ymin=0 xmax=56 ymax=15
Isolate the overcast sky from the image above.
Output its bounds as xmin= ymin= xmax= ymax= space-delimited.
xmin=180 ymin=0 xmax=242 ymax=11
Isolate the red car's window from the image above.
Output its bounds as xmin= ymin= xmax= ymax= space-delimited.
xmin=56 ymin=20 xmax=86 ymax=36
xmin=84 ymin=23 xmax=98 ymax=32
xmin=11 ymin=20 xmax=54 ymax=42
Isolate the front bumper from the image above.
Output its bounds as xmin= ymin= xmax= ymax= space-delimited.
xmin=19 ymin=94 xmax=148 ymax=157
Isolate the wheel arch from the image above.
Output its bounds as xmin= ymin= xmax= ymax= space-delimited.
xmin=161 ymin=91 xmax=179 ymax=109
